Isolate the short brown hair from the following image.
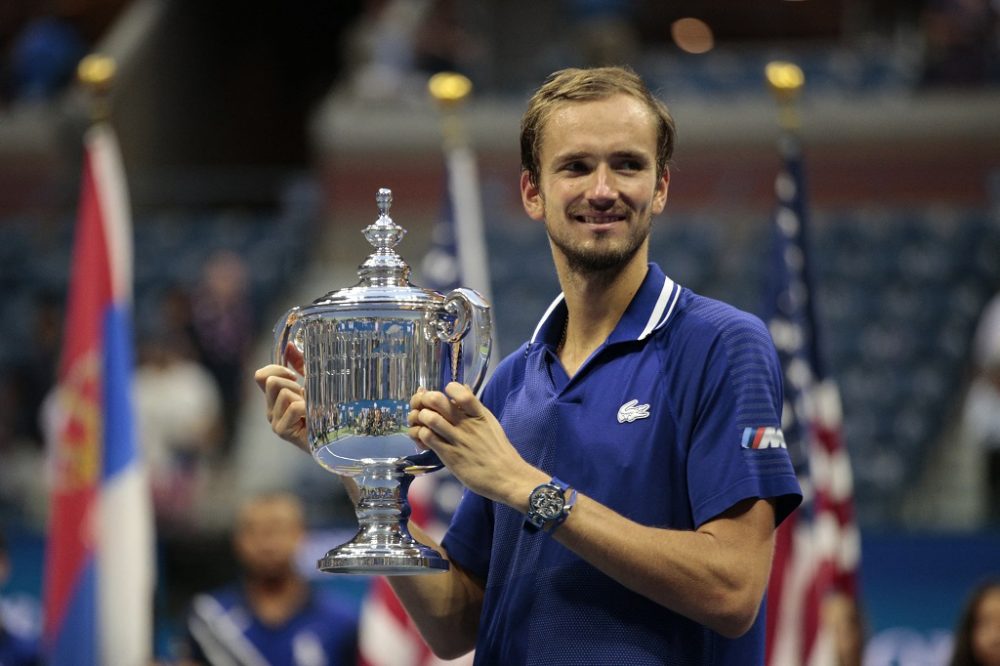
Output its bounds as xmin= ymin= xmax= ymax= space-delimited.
xmin=520 ymin=66 xmax=676 ymax=186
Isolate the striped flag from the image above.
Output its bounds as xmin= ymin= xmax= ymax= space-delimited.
xmin=42 ymin=122 xmax=155 ymax=665
xmin=763 ymin=129 xmax=861 ymax=666
xmin=358 ymin=112 xmax=488 ymax=666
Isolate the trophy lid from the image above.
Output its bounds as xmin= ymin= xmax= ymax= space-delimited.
xmin=308 ymin=188 xmax=444 ymax=310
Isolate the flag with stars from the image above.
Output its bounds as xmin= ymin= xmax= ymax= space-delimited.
xmin=763 ymin=131 xmax=861 ymax=666
xmin=357 ymin=138 xmax=486 ymax=666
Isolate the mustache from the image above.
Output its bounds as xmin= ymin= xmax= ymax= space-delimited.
xmin=566 ymin=205 xmax=630 ymax=218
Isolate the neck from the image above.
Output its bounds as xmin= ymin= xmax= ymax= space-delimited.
xmin=555 ymin=253 xmax=648 ymax=376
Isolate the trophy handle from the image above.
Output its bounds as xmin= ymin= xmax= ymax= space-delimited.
xmin=272 ymin=306 xmax=303 ymax=370
xmin=441 ymin=288 xmax=493 ymax=393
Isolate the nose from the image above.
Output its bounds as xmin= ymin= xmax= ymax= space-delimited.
xmin=587 ymin=163 xmax=618 ymax=208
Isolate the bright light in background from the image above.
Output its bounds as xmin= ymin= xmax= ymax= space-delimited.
xmin=671 ymin=17 xmax=714 ymax=54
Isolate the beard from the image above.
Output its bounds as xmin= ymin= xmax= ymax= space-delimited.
xmin=545 ymin=206 xmax=652 ymax=275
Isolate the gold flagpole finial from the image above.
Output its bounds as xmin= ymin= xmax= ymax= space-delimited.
xmin=428 ymin=72 xmax=473 ymax=107
xmin=766 ymin=61 xmax=804 ymax=100
xmin=78 ymin=54 xmax=116 ymax=122
xmin=78 ymin=54 xmax=116 ymax=90
xmin=428 ymin=72 xmax=473 ymax=150
xmin=766 ymin=61 xmax=805 ymax=131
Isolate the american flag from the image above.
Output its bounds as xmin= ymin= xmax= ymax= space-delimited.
xmin=763 ymin=130 xmax=861 ymax=666
xmin=357 ymin=123 xmax=488 ymax=666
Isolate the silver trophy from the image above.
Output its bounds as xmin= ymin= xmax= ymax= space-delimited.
xmin=273 ymin=188 xmax=492 ymax=574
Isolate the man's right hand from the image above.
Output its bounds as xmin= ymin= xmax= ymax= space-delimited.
xmin=253 ymin=343 xmax=309 ymax=453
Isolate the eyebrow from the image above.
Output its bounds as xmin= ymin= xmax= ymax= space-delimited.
xmin=550 ymin=150 xmax=652 ymax=165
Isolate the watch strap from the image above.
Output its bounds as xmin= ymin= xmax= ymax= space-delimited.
xmin=548 ymin=486 xmax=577 ymax=533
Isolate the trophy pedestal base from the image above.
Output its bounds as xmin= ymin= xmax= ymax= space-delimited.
xmin=317 ymin=543 xmax=449 ymax=575
xmin=316 ymin=461 xmax=451 ymax=575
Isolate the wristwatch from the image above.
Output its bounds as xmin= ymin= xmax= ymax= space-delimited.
xmin=524 ymin=477 xmax=576 ymax=533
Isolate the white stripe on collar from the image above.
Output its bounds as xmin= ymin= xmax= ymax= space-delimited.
xmin=637 ymin=275 xmax=679 ymax=341
xmin=530 ymin=293 xmax=566 ymax=345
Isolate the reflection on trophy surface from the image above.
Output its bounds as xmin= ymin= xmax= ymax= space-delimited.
xmin=273 ymin=188 xmax=492 ymax=574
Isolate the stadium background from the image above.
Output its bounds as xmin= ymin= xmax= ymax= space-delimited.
xmin=0 ymin=1 xmax=998 ymax=663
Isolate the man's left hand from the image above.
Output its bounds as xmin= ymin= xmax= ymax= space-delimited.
xmin=407 ymin=383 xmax=541 ymax=505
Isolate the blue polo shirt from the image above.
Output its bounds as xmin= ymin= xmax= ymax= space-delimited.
xmin=441 ymin=263 xmax=802 ymax=666
xmin=185 ymin=585 xmax=358 ymax=666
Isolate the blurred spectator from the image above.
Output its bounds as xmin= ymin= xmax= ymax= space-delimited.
xmin=189 ymin=250 xmax=255 ymax=456
xmin=0 ymin=530 xmax=40 ymax=666
xmin=178 ymin=493 xmax=359 ymax=665
xmin=9 ymin=296 xmax=62 ymax=448
xmin=0 ymin=297 xmax=61 ymax=526
xmin=950 ymin=578 xmax=1000 ymax=666
xmin=134 ymin=324 xmax=223 ymax=533
xmin=958 ymin=293 xmax=1000 ymax=525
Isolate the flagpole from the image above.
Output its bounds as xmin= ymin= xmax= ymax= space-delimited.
xmin=354 ymin=80 xmax=485 ymax=666
xmin=429 ymin=72 xmax=496 ymax=375
xmin=763 ymin=60 xmax=862 ymax=666
xmin=78 ymin=54 xmax=116 ymax=123
xmin=763 ymin=59 xmax=813 ymax=666
xmin=765 ymin=61 xmax=804 ymax=134
xmin=428 ymin=73 xmax=494 ymax=307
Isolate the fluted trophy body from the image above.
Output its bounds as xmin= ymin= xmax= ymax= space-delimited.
xmin=273 ymin=188 xmax=492 ymax=574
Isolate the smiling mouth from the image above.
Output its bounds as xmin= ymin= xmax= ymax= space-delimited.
xmin=573 ymin=213 xmax=627 ymax=224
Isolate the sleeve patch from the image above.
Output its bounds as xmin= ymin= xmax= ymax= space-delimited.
xmin=740 ymin=426 xmax=787 ymax=450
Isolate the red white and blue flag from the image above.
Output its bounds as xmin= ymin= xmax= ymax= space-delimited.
xmin=43 ymin=122 xmax=155 ymax=665
xmin=763 ymin=129 xmax=861 ymax=666
xmin=357 ymin=110 xmax=489 ymax=666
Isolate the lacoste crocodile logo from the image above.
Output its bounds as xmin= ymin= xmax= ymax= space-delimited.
xmin=617 ymin=399 xmax=651 ymax=423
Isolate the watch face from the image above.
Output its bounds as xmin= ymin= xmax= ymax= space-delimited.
xmin=530 ymin=486 xmax=565 ymax=520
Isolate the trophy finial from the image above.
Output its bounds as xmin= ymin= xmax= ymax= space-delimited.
xmin=361 ymin=187 xmax=409 ymax=283
xmin=376 ymin=188 xmax=392 ymax=217
xmin=364 ymin=187 xmax=406 ymax=251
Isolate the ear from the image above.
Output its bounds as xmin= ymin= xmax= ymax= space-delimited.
xmin=651 ymin=168 xmax=670 ymax=215
xmin=520 ymin=170 xmax=545 ymax=221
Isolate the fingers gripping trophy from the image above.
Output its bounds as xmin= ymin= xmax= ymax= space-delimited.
xmin=273 ymin=188 xmax=492 ymax=574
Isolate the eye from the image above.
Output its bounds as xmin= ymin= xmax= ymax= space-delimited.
xmin=615 ymin=158 xmax=645 ymax=173
xmin=561 ymin=160 xmax=589 ymax=174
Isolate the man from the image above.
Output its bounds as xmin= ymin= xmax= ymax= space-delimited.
xmin=257 ymin=66 xmax=802 ymax=664
xmin=181 ymin=493 xmax=358 ymax=666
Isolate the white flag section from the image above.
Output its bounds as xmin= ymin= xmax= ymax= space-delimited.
xmin=91 ymin=123 xmax=156 ymax=666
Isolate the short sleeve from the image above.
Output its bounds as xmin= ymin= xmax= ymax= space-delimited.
xmin=441 ymin=488 xmax=493 ymax=580
xmin=682 ymin=308 xmax=802 ymax=527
